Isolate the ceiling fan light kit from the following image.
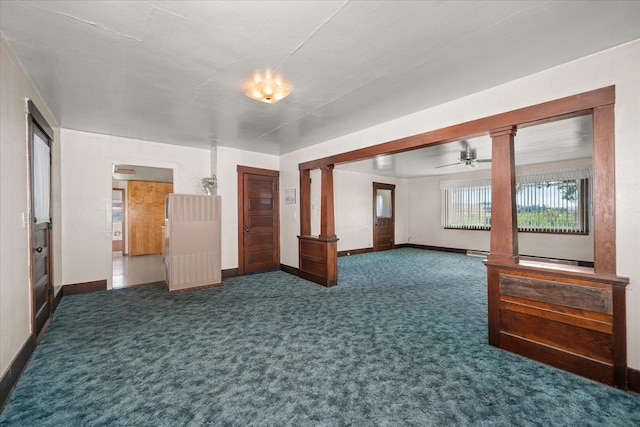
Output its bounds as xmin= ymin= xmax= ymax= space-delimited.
xmin=436 ymin=145 xmax=492 ymax=169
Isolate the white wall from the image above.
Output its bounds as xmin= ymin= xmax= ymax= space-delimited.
xmin=334 ymin=169 xmax=408 ymax=252
xmin=60 ymin=129 xmax=211 ymax=289
xmin=0 ymin=35 xmax=61 ymax=378
xmin=279 ymin=40 xmax=640 ymax=369
xmin=408 ymin=158 xmax=594 ymax=262
xmin=215 ymin=146 xmax=279 ymax=270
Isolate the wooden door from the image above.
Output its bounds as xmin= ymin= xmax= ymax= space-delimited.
xmin=28 ymin=102 xmax=53 ymax=338
xmin=238 ymin=166 xmax=280 ymax=274
xmin=128 ymin=180 xmax=173 ymax=256
xmin=373 ymin=182 xmax=395 ymax=252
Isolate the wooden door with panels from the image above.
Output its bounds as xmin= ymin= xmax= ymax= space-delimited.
xmin=127 ymin=180 xmax=173 ymax=256
xmin=373 ymin=182 xmax=395 ymax=252
xmin=28 ymin=100 xmax=54 ymax=339
xmin=237 ymin=166 xmax=280 ymax=275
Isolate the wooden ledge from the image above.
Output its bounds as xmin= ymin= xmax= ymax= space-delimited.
xmin=484 ymin=259 xmax=629 ymax=287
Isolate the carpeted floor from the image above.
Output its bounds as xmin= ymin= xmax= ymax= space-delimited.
xmin=1 ymin=248 xmax=638 ymax=426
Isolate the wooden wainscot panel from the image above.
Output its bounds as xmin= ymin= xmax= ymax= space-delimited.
xmin=499 ymin=333 xmax=614 ymax=385
xmin=299 ymin=238 xmax=326 ymax=261
xmin=486 ymin=262 xmax=628 ymax=388
xmin=499 ymin=274 xmax=612 ymax=314
xmin=500 ymin=309 xmax=613 ymax=363
xmin=298 ymin=235 xmax=338 ymax=287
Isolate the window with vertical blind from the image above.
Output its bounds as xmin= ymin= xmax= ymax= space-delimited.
xmin=441 ymin=167 xmax=591 ymax=234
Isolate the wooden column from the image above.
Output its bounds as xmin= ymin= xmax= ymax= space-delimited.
xmin=320 ymin=165 xmax=336 ymax=238
xmin=486 ymin=125 xmax=518 ymax=347
xmin=592 ymin=104 xmax=616 ymax=275
xmin=297 ymin=165 xmax=338 ymax=287
xmin=487 ymin=125 xmax=519 ymax=264
xmin=299 ymin=168 xmax=311 ymax=236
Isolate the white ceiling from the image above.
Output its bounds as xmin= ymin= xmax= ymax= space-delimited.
xmin=1 ymin=1 xmax=638 ymax=160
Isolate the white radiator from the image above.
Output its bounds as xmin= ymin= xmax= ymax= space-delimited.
xmin=164 ymin=194 xmax=222 ymax=292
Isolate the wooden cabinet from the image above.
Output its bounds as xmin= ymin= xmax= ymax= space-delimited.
xmin=127 ymin=180 xmax=173 ymax=256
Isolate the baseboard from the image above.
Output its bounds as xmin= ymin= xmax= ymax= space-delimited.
xmin=337 ymin=247 xmax=373 ymax=257
xmin=280 ymin=264 xmax=300 ymax=276
xmin=167 ymin=282 xmax=223 ymax=294
xmin=222 ymin=268 xmax=239 ymax=278
xmin=398 ymin=244 xmax=594 ymax=267
xmin=398 ymin=243 xmax=467 ymax=254
xmin=52 ymin=287 xmax=63 ymax=312
xmin=62 ymin=279 xmax=107 ymax=296
xmin=628 ymin=367 xmax=640 ymax=393
xmin=0 ymin=335 xmax=35 ymax=411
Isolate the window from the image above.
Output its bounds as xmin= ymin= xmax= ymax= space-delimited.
xmin=441 ymin=167 xmax=591 ymax=234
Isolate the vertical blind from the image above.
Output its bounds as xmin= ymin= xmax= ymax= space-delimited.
xmin=440 ymin=167 xmax=592 ymax=233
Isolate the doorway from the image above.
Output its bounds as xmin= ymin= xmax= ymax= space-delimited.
xmin=237 ymin=166 xmax=280 ymax=275
xmin=373 ymin=182 xmax=395 ymax=252
xmin=28 ymin=101 xmax=53 ymax=339
xmin=112 ymin=165 xmax=173 ymax=288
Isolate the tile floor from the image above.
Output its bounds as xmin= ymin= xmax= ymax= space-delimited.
xmin=112 ymin=252 xmax=165 ymax=289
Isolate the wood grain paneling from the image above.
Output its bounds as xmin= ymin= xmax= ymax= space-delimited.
xmin=298 ymin=235 xmax=338 ymax=287
xmin=501 ymin=310 xmax=613 ymax=363
xmin=499 ymin=274 xmax=612 ymax=314
xmin=488 ymin=262 xmax=628 ymax=388
xmin=128 ymin=181 xmax=172 ymax=256
xmin=237 ymin=166 xmax=280 ymax=275
xmin=500 ymin=333 xmax=614 ymax=385
xmin=592 ymin=104 xmax=616 ymax=275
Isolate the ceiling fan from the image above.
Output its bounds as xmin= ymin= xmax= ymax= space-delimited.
xmin=436 ymin=142 xmax=491 ymax=169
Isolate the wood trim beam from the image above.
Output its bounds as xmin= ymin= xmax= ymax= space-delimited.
xmin=299 ymin=86 xmax=614 ymax=170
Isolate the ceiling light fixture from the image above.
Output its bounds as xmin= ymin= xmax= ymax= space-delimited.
xmin=245 ymin=70 xmax=292 ymax=104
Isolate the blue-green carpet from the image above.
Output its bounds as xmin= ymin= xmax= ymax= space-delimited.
xmin=1 ymin=249 xmax=638 ymax=426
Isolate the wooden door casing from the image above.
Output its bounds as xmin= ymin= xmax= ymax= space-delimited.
xmin=237 ymin=166 xmax=280 ymax=275
xmin=373 ymin=182 xmax=395 ymax=252
xmin=127 ymin=181 xmax=173 ymax=256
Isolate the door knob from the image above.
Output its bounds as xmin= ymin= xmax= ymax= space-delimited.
xmin=34 ymin=247 xmax=43 ymax=253
xmin=245 ymin=227 xmax=250 ymax=233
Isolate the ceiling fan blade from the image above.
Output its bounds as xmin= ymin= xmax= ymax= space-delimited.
xmin=435 ymin=162 xmax=463 ymax=168
xmin=475 ymin=159 xmax=492 ymax=163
